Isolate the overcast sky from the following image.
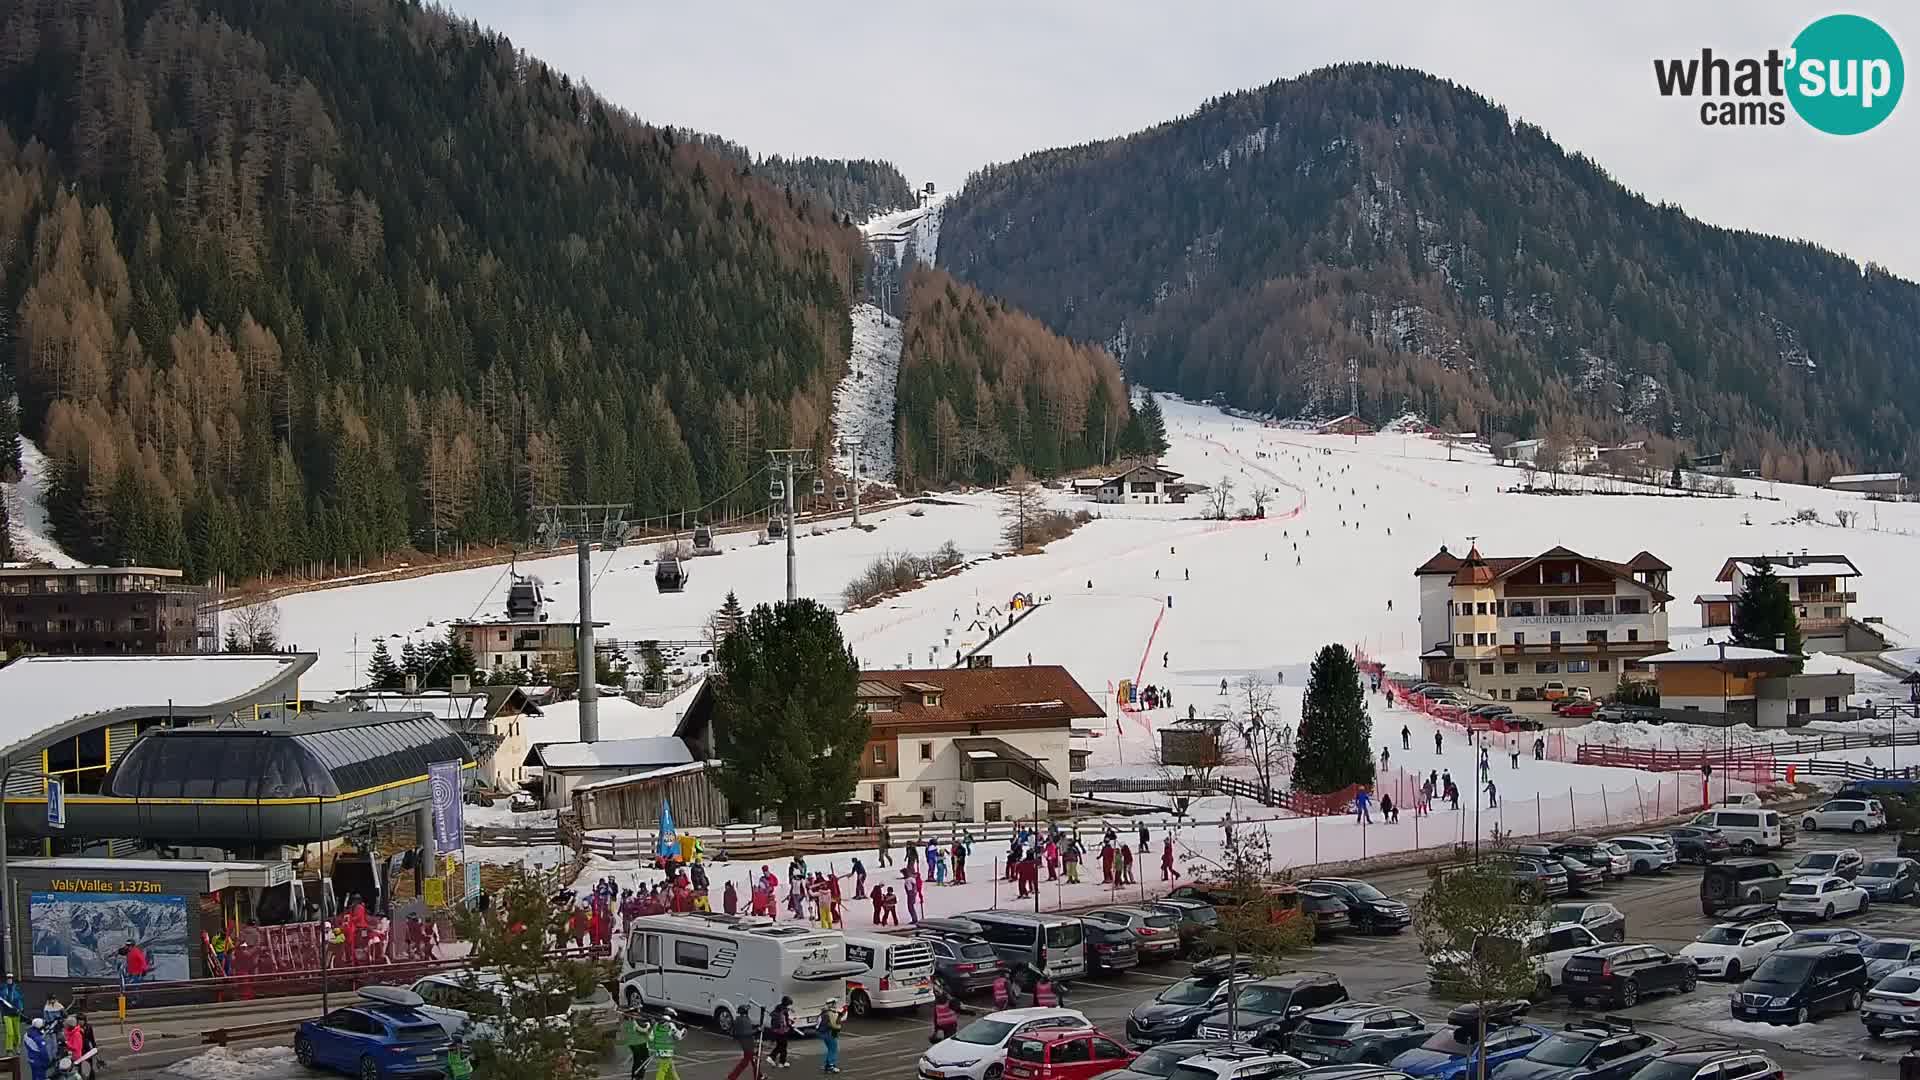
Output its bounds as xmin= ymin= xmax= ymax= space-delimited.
xmin=448 ymin=2 xmax=1917 ymax=281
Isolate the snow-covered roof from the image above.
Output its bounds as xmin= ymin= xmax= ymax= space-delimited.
xmin=576 ymin=760 xmax=709 ymax=793
xmin=1642 ymin=645 xmax=1798 ymax=665
xmin=1720 ymin=555 xmax=1860 ymax=580
xmin=525 ymin=736 xmax=693 ymax=770
xmin=0 ymin=653 xmax=314 ymax=758
xmin=1828 ymin=472 xmax=1904 ymax=484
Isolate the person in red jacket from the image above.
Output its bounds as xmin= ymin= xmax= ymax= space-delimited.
xmin=1160 ymin=837 xmax=1177 ymax=881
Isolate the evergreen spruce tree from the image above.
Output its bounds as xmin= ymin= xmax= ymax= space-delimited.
xmin=711 ymin=599 xmax=869 ymax=826
xmin=365 ymin=639 xmax=404 ymax=689
xmin=1294 ymin=643 xmax=1375 ymax=793
xmin=1730 ymin=557 xmax=1804 ymax=671
xmin=399 ymin=639 xmax=425 ymax=686
xmin=1135 ymin=394 xmax=1170 ymax=455
xmin=439 ymin=625 xmax=477 ymax=686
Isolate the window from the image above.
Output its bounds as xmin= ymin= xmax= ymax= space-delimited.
xmin=1549 ymin=631 xmax=1562 ymax=644
xmin=871 ymin=785 xmax=886 ymax=803
xmin=1499 ymin=689 xmax=1511 ymax=700
xmin=1535 ymin=661 xmax=1559 ymax=674
xmin=1476 ymin=602 xmax=1489 ymax=615
xmin=1548 ymin=600 xmax=1572 ymax=616
xmin=919 ymin=742 xmax=933 ymax=761
xmin=1513 ymin=632 xmax=1526 ymax=646
xmin=1494 ymin=601 xmax=1506 ymax=616
xmin=920 ymin=787 xmax=935 ymax=808
xmin=871 ymin=744 xmax=886 ymax=763
xmin=496 ymin=629 xmax=507 ymax=642
xmin=1479 ymin=663 xmax=1494 ymax=675
xmin=1477 ymin=634 xmax=1491 ymax=646
xmin=1616 ymin=597 xmax=1643 ymax=614
xmin=1627 ymin=629 xmax=1640 ymax=642
xmin=1587 ymin=630 xmax=1608 ymax=643
xmin=1825 ymin=606 xmax=1841 ymax=618
xmin=1795 ymin=698 xmax=1810 ymax=715
xmin=1504 ymin=662 xmax=1519 ymax=675
xmin=1582 ymin=598 xmax=1610 ymax=615
xmin=1825 ymin=696 xmax=1841 ymax=712
xmin=1597 ymin=660 xmax=1611 ymax=672
xmin=674 ymin=940 xmax=710 ymax=970
xmin=1052 ymin=1039 xmax=1092 ymax=1064
xmin=1089 ymin=1038 xmax=1127 ymax=1062
xmin=1566 ymin=661 xmax=1590 ymax=673
xmin=1459 ymin=634 xmax=1472 ymax=647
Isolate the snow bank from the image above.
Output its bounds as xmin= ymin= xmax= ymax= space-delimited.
xmin=167 ymin=1047 xmax=299 ymax=1080
xmin=3 ymin=437 xmax=82 ymax=567
xmin=832 ymin=304 xmax=902 ymax=484
xmin=464 ymin=798 xmax=557 ymax=829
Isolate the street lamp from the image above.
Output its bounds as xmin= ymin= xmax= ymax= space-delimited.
xmin=1718 ymin=640 xmax=1729 ymax=803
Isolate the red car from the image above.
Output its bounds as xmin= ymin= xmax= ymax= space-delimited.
xmin=1558 ymin=700 xmax=1601 ymax=718
xmin=1004 ymin=1027 xmax=1136 ymax=1080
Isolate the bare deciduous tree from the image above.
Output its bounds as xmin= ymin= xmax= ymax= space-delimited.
xmin=1000 ymin=465 xmax=1046 ymax=550
xmin=1249 ymin=486 xmax=1270 ymax=517
xmin=1205 ymin=476 xmax=1236 ymax=520
xmin=1228 ymin=674 xmax=1292 ymax=797
xmin=223 ymin=598 xmax=281 ymax=652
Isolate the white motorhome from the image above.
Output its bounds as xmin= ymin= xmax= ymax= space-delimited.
xmin=840 ymin=931 xmax=936 ymax=1015
xmin=620 ymin=913 xmax=864 ymax=1031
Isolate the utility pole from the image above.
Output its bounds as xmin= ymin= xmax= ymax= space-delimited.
xmin=1347 ymin=358 xmax=1359 ymax=446
xmin=768 ymin=449 xmax=814 ymax=602
xmin=577 ymin=539 xmax=598 ymax=742
xmin=533 ymin=503 xmax=628 ymax=743
xmin=848 ymin=437 xmax=863 ymax=529
xmin=785 ymin=458 xmax=797 ymax=602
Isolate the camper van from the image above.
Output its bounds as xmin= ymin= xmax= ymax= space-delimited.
xmin=620 ymin=913 xmax=864 ymax=1031
xmin=961 ymin=910 xmax=1089 ymax=981
xmin=840 ymin=931 xmax=936 ymax=1015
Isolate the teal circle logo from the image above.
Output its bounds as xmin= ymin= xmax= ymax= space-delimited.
xmin=1787 ymin=14 xmax=1903 ymax=134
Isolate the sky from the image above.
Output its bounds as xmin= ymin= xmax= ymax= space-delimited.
xmin=445 ymin=2 xmax=1918 ymax=282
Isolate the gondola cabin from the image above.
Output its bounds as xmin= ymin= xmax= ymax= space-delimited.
xmin=655 ymin=554 xmax=689 ymax=593
xmin=691 ymin=525 xmax=714 ymax=553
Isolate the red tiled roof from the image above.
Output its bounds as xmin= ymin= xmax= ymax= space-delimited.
xmin=1414 ymin=547 xmax=1463 ymax=575
xmin=858 ymin=665 xmax=1104 ymax=730
xmin=1626 ymin=551 xmax=1672 ymax=572
xmin=1422 ymin=545 xmax=1675 ymax=602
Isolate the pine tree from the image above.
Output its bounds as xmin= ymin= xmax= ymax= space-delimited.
xmin=366 ymin=639 xmax=403 ymax=689
xmin=439 ymin=625 xmax=477 ymax=686
xmin=1135 ymin=394 xmax=1169 ymax=455
xmin=399 ymin=639 xmax=425 ymax=686
xmin=449 ymin=865 xmax=610 ymax=1076
xmin=1730 ymin=557 xmax=1804 ymax=670
xmin=1294 ymin=643 xmax=1374 ymax=793
xmin=711 ymin=599 xmax=868 ymax=826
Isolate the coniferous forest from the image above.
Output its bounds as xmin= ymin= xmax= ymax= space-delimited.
xmin=893 ymin=266 xmax=1136 ymax=492
xmin=0 ymin=0 xmax=871 ymax=582
xmin=940 ymin=63 xmax=1920 ymax=479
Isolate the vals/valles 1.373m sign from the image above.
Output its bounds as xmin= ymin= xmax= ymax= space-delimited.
xmin=1654 ymin=13 xmax=1904 ymax=133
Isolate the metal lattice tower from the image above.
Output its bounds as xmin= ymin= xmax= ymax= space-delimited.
xmin=532 ymin=502 xmax=630 ymax=743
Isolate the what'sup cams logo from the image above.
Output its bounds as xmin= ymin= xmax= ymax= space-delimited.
xmin=1654 ymin=13 xmax=1903 ymax=134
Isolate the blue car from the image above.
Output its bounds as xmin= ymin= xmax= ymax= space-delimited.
xmin=294 ymin=987 xmax=451 ymax=1080
xmin=1389 ymin=1022 xmax=1549 ymax=1080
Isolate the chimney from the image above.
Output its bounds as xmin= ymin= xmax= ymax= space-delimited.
xmin=451 ymin=674 xmax=471 ymax=693
xmin=404 ymin=672 xmax=419 ymax=693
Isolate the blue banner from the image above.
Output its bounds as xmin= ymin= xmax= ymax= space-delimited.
xmin=429 ymin=760 xmax=464 ymax=855
xmin=657 ymin=797 xmax=678 ymax=858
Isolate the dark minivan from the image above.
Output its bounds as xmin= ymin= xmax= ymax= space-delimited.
xmin=1701 ymin=858 xmax=1789 ymax=916
xmin=1730 ymin=943 xmax=1869 ymax=1025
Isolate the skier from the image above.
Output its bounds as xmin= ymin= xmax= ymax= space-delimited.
xmin=1137 ymin=822 xmax=1150 ymax=851
xmin=767 ymin=997 xmax=795 ymax=1069
xmin=1400 ymin=725 xmax=1410 ymax=751
xmin=1380 ymin=746 xmax=1391 ymax=772
xmin=1485 ymin=778 xmax=1498 ymax=808
xmin=1163 ymin=651 xmax=1169 ymax=668
xmin=1534 ymin=736 xmax=1546 ymax=761
xmin=1160 ymin=836 xmax=1177 ymax=881
xmin=1184 ymin=568 xmax=1190 ymax=581
xmin=818 ymin=999 xmax=846 ymax=1074
xmin=724 ymin=1008 xmax=761 ymax=1080
xmin=1434 ymin=730 xmax=1443 ymax=755
xmin=1509 ymin=736 xmax=1520 ymax=770
xmin=1354 ymin=786 xmax=1373 ymax=824
xmin=646 ymin=1008 xmax=687 ymax=1080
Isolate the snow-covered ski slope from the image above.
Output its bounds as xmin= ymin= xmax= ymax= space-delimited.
xmin=860 ymin=193 xmax=944 ymax=267
xmin=830 ymin=305 xmax=902 ymax=484
xmin=3 ymin=437 xmax=83 ymax=567
xmin=280 ymin=394 xmax=1920 ymax=729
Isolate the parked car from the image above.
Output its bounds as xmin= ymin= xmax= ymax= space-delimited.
xmin=1287 ymin=1004 xmax=1430 ymax=1067
xmin=1516 ymin=687 xmax=1539 ymax=702
xmin=1560 ymin=944 xmax=1699 ymax=1008
xmin=1485 ymin=1020 xmax=1670 ymax=1080
xmin=1151 ymin=898 xmax=1222 ymax=955
xmin=1468 ymin=704 xmax=1514 ymax=720
xmin=1082 ymin=917 xmax=1143 ymax=975
xmin=1542 ymin=682 xmax=1569 ymax=701
xmin=1858 ymin=858 xmax=1920 ymax=904
xmin=1163 ymin=1047 xmax=1310 ymax=1080
xmin=1006 ymin=1026 xmax=1138 ymax=1080
xmin=1554 ymin=700 xmax=1600 ymax=719
xmin=1093 ymin=1039 xmax=1227 ymax=1080
xmin=1086 ymin=906 xmax=1184 ymax=961
xmin=1513 ymin=846 xmax=1599 ymax=896
xmin=1801 ymin=798 xmax=1887 ymax=834
xmin=1862 ymin=965 xmax=1920 ymax=1038
xmin=1300 ymin=880 xmax=1411 ymax=934
xmin=1862 ymin=938 xmax=1920 ymax=981
xmin=1549 ymin=839 xmax=1630 ymax=882
xmin=1429 ymin=922 xmax=1605 ymax=1000
xmin=1783 ymin=927 xmax=1875 ymax=949
xmin=1606 ymin=836 xmax=1676 ymax=874
xmin=1292 ymin=1067 xmax=1408 ymax=1080
xmin=1506 ymin=857 xmax=1570 ymax=900
xmin=1775 ymin=875 xmax=1869 ymax=920
xmin=1197 ymin=972 xmax=1351 ymax=1048
xmin=1665 ymin=826 xmax=1730 ymax=865
xmin=1720 ymin=793 xmax=1764 ymax=808
xmin=1678 ymin=919 xmax=1792 ymax=981
xmin=293 ymin=987 xmax=453 ymax=1080
xmin=1298 ymin=890 xmax=1353 ymax=939
xmin=1686 ymin=809 xmax=1791 ymax=855
xmin=409 ymin=970 xmax=616 ymax=1042
xmin=1699 ymin=859 xmax=1790 ymax=916
xmin=918 ymin=1007 xmax=1092 ymax=1080
xmin=1731 ymin=943 xmax=1869 ymax=1025
xmin=1622 ymin=1044 xmax=1783 ymax=1080
xmin=1790 ymin=848 xmax=1864 ymax=880
xmin=1388 ymin=1004 xmax=1546 ymax=1080
xmin=916 ymin=925 xmax=1009 ymax=996
xmin=1126 ymin=958 xmax=1256 ymax=1046
xmin=1545 ymin=902 xmax=1625 ymax=943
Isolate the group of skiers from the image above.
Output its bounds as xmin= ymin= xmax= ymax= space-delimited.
xmin=619 ymin=991 xmax=851 ymax=1080
xmin=8 ymin=989 xmax=97 ymax=1080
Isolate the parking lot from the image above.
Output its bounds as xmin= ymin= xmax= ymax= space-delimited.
xmin=642 ymin=831 xmax=1918 ymax=1080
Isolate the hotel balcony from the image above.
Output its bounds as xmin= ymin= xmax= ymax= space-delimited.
xmin=1794 ymin=592 xmax=1857 ymax=605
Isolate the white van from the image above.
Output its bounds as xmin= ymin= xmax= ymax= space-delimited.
xmin=963 ymin=910 xmax=1088 ymax=981
xmin=841 ymin=932 xmax=935 ymax=1015
xmin=1689 ymin=808 xmax=1787 ymax=854
xmin=620 ymin=913 xmax=864 ymax=1031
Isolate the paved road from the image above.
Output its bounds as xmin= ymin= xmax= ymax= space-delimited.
xmin=114 ymin=831 xmax=1919 ymax=1079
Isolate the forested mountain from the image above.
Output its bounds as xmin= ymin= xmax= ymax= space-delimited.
xmin=0 ymin=0 xmax=865 ymax=583
xmin=675 ymin=133 xmax=916 ymax=221
xmin=941 ymin=63 xmax=1920 ymax=480
xmin=894 ymin=267 xmax=1135 ymax=491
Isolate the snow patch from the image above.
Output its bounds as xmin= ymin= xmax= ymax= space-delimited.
xmin=3 ymin=437 xmax=83 ymax=567
xmin=167 ymin=1047 xmax=299 ymax=1080
xmin=831 ymin=304 xmax=902 ymax=485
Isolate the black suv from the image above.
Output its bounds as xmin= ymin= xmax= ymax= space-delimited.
xmin=911 ymin=921 xmax=1005 ymax=995
xmin=1731 ymin=943 xmax=1869 ymax=1025
xmin=1700 ymin=858 xmax=1788 ymax=916
xmin=1299 ymin=879 xmax=1411 ymax=934
xmin=1285 ymin=1003 xmax=1429 ymax=1066
xmin=1484 ymin=1020 xmax=1672 ymax=1080
xmin=1627 ymin=1043 xmax=1784 ymax=1080
xmin=1125 ymin=956 xmax=1255 ymax=1046
xmin=1561 ymin=945 xmax=1698 ymax=1008
xmin=1196 ymin=970 xmax=1350 ymax=1049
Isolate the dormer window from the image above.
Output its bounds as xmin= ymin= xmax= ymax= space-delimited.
xmin=923 ymin=693 xmax=941 ymax=707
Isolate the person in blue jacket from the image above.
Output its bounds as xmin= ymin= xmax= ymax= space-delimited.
xmin=1 ymin=974 xmax=24 ymax=1052
xmin=22 ymin=1016 xmax=51 ymax=1080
